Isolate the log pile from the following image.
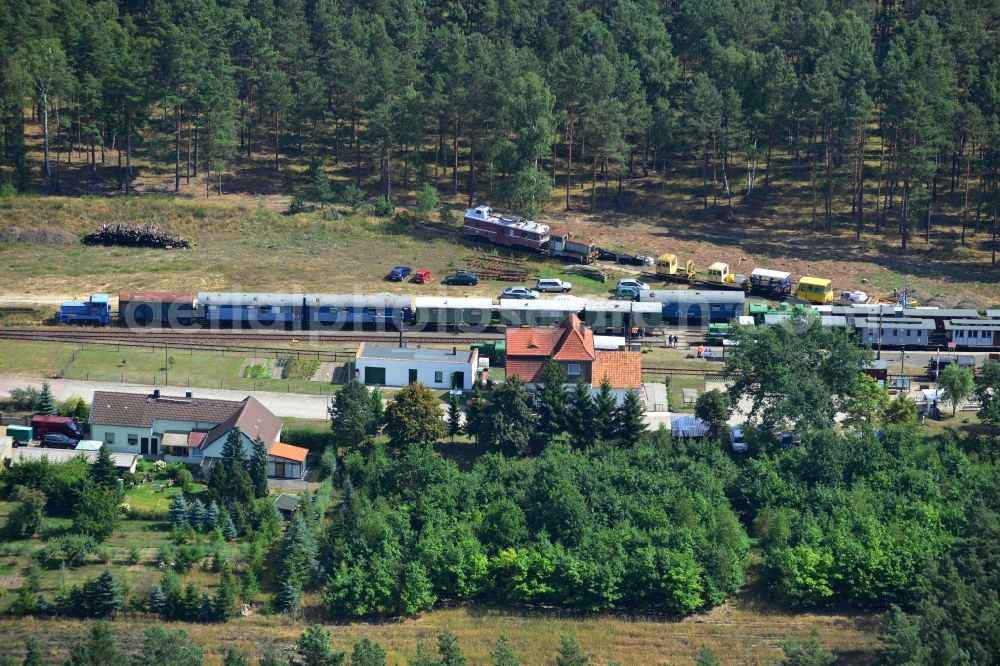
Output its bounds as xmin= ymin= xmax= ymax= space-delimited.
xmin=82 ymin=223 xmax=190 ymax=249
xmin=564 ymin=264 xmax=608 ymax=283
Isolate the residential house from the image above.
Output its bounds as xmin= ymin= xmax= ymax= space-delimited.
xmin=88 ymin=390 xmax=307 ymax=479
xmin=505 ymin=314 xmax=643 ymax=403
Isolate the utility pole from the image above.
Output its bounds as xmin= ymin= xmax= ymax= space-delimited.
xmin=164 ymin=345 xmax=168 ymax=386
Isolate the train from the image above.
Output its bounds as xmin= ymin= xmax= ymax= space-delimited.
xmin=55 ymin=289 xmax=1000 ymax=349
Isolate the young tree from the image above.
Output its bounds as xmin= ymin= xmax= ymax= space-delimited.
xmin=72 ymin=481 xmax=122 ymax=541
xmin=939 ymin=364 xmax=975 ymax=417
xmin=168 ymin=493 xmax=190 ymax=529
xmin=21 ymin=637 xmax=45 ymax=666
xmin=89 ymin=444 xmax=119 ymax=490
xmin=436 ymin=631 xmax=466 ymax=666
xmin=384 ymin=382 xmax=447 ymax=450
xmin=446 ymin=392 xmax=462 ymax=442
xmin=695 ymin=646 xmax=721 ymax=666
xmin=415 ymin=183 xmax=439 ymax=221
xmin=490 ymin=635 xmax=520 ymax=666
xmin=695 ymin=389 xmax=729 ymax=439
xmin=779 ymin=634 xmax=835 ymax=666
xmin=18 ymin=40 xmax=71 ymax=187
xmin=482 ymin=376 xmax=536 ymax=456
xmin=66 ymin=622 xmax=127 ymax=666
xmin=188 ymin=498 xmax=207 ymax=531
xmin=275 ymin=578 xmax=300 ymax=614
xmin=83 ymin=569 xmax=123 ymax=618
xmin=613 ymin=390 xmax=646 ymax=447
xmin=250 ymin=437 xmax=269 ymax=498
xmin=555 ymin=636 xmax=589 ymax=666
xmin=351 ymin=638 xmax=386 ymax=666
xmin=463 ymin=384 xmax=487 ymax=445
xmin=223 ymin=650 xmax=250 ymax=666
xmin=6 ymin=485 xmax=45 ymax=538
xmin=330 ymin=379 xmax=376 ymax=448
xmin=370 ymin=386 xmax=385 ymax=435
xmin=214 ymin=564 xmax=238 ymax=621
xmin=534 ymin=361 xmax=568 ymax=445
xmin=37 ymin=380 xmax=57 ymax=415
xmin=134 ymin=628 xmax=204 ymax=666
xmin=278 ymin=514 xmax=320 ymax=589
xmin=293 ymin=624 xmax=345 ymax=666
xmin=884 ymin=394 xmax=918 ymax=426
xmin=148 ymin=585 xmax=167 ymax=616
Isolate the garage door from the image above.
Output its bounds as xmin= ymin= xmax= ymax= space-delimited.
xmin=364 ymin=366 xmax=386 ymax=385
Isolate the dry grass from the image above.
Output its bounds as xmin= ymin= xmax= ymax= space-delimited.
xmin=0 ymin=603 xmax=881 ymax=665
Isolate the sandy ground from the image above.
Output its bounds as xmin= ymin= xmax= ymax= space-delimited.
xmin=0 ymin=375 xmax=332 ymax=420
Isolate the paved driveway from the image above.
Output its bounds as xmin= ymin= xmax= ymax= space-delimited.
xmin=0 ymin=375 xmax=332 ymax=420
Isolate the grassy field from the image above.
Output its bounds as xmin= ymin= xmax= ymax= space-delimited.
xmin=0 ymin=340 xmax=78 ymax=377
xmin=0 ymin=602 xmax=882 ymax=665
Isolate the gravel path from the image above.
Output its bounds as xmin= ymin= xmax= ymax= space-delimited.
xmin=0 ymin=375 xmax=332 ymax=420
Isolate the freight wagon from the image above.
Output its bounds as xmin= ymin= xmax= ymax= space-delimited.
xmin=119 ymin=291 xmax=195 ymax=327
xmin=639 ymin=290 xmax=745 ymax=325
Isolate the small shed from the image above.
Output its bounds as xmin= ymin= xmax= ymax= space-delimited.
xmin=268 ymin=443 xmax=308 ymax=480
xmin=7 ymin=425 xmax=32 ymax=444
xmin=273 ymin=493 xmax=301 ymax=521
xmin=863 ymin=360 xmax=889 ymax=385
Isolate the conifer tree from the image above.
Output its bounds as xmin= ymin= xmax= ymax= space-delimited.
xmin=463 ymin=384 xmax=487 ymax=445
xmin=187 ymin=498 xmax=207 ymax=531
xmin=224 ymin=650 xmax=250 ymax=666
xmin=84 ymin=570 xmax=123 ymax=618
xmin=206 ymin=500 xmax=221 ymax=531
xmin=566 ymin=380 xmax=596 ymax=448
xmin=214 ymin=564 xmax=238 ymax=621
xmin=241 ymin=569 xmax=259 ymax=603
xmin=22 ymin=637 xmax=45 ymax=666
xmin=482 ymin=376 xmax=536 ymax=456
xmin=37 ymin=380 xmax=56 ymax=415
xmin=278 ymin=514 xmax=319 ymax=589
xmin=199 ymin=591 xmax=214 ymax=623
xmin=436 ymin=631 xmax=466 ymax=666
xmin=330 ymin=379 xmax=376 ymax=447
xmin=592 ymin=379 xmax=618 ymax=443
xmin=222 ymin=512 xmax=237 ymax=540
xmin=90 ymin=444 xmax=119 ymax=490
xmin=275 ymin=578 xmax=300 ymax=614
xmin=250 ymin=437 xmax=269 ymax=498
xmin=447 ymin=392 xmax=462 ymax=441
xmin=491 ymin=635 xmax=520 ymax=666
xmin=613 ymin=389 xmax=646 ymax=447
xmin=534 ymin=361 xmax=568 ymax=445
xmin=149 ymin=585 xmax=167 ymax=616
xmin=351 ymin=638 xmax=387 ymax=666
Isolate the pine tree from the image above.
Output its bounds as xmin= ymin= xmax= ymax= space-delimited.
xmin=339 ymin=477 xmax=353 ymax=518
xmin=90 ymin=444 xmax=119 ymax=490
xmin=168 ymin=493 xmax=189 ymax=528
xmin=223 ymin=649 xmax=251 ymax=666
xmin=370 ymin=386 xmax=385 ymax=436
xmin=555 ymin=636 xmax=589 ymax=666
xmin=222 ymin=513 xmax=237 ymax=540
xmin=182 ymin=583 xmax=201 ymax=622
xmin=70 ymin=622 xmax=127 ymax=666
xmin=534 ymin=361 xmax=568 ymax=445
xmin=250 ymin=437 xmax=269 ymax=498
xmin=275 ymin=578 xmax=300 ymax=614
xmin=22 ymin=637 xmax=45 ymax=666
xmin=447 ymin=392 xmax=462 ymax=441
xmin=482 ymin=376 xmax=536 ymax=456
xmin=278 ymin=513 xmax=319 ymax=590
xmin=491 ymin=635 xmax=520 ymax=666
xmin=206 ymin=500 xmax=221 ymax=531
xmin=613 ymin=389 xmax=646 ymax=447
xmin=566 ymin=380 xmax=596 ymax=448
xmin=214 ymin=564 xmax=238 ymax=621
xmin=149 ymin=585 xmax=167 ymax=616
xmin=293 ymin=624 xmax=344 ymax=666
xmin=37 ymin=381 xmax=56 ymax=415
xmin=84 ymin=570 xmax=123 ymax=618
xmin=592 ymin=379 xmax=618 ymax=443
xmin=351 ymin=638 xmax=387 ymax=666
xmin=436 ymin=631 xmax=466 ymax=666
xmin=241 ymin=569 xmax=259 ymax=603
xmin=187 ymin=498 xmax=207 ymax=531
xmin=199 ymin=591 xmax=214 ymax=623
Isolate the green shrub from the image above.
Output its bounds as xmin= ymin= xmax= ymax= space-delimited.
xmin=373 ymin=196 xmax=394 ymax=218
xmin=283 ymin=357 xmax=321 ymax=380
xmin=0 ymin=182 xmax=16 ymax=198
xmin=283 ymin=428 xmax=337 ymax=452
xmin=439 ymin=207 xmax=456 ymax=224
xmin=174 ymin=544 xmax=203 ymax=573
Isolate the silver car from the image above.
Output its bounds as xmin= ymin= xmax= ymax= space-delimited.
xmin=501 ymin=286 xmax=540 ymax=300
xmin=536 ymin=278 xmax=573 ymax=293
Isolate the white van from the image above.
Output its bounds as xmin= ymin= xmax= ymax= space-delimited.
xmin=730 ymin=427 xmax=747 ymax=453
xmin=536 ymin=278 xmax=573 ymax=293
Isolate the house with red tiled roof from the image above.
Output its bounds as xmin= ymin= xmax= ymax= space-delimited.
xmin=88 ymin=389 xmax=308 ymax=479
xmin=505 ymin=315 xmax=643 ymax=403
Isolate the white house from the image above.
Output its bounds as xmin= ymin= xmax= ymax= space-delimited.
xmin=354 ymin=343 xmax=479 ymax=390
xmin=88 ymin=390 xmax=307 ymax=478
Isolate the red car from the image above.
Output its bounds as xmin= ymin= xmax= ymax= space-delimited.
xmin=413 ymin=269 xmax=431 ymax=284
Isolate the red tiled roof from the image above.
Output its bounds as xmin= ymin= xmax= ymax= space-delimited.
xmin=505 ymin=358 xmax=546 ymax=383
xmin=187 ymin=431 xmax=208 ymax=446
xmin=591 ymin=352 xmax=643 ymax=389
xmin=505 ymin=314 xmax=595 ymax=362
xmin=268 ymin=442 xmax=308 ymax=463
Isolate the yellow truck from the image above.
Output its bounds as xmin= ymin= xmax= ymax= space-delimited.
xmin=795 ymin=276 xmax=834 ymax=303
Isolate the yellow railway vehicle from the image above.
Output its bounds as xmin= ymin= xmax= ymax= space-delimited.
xmin=796 ymin=276 xmax=834 ymax=303
xmin=654 ymin=253 xmax=695 ymax=280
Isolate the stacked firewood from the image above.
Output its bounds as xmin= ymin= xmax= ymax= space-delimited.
xmin=82 ymin=222 xmax=190 ymax=249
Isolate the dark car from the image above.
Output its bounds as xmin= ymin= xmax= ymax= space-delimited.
xmin=596 ymin=248 xmax=618 ymax=262
xmin=618 ymin=254 xmax=653 ymax=266
xmin=443 ymin=271 xmax=480 ymax=286
xmin=41 ymin=433 xmax=79 ymax=449
xmin=387 ymin=266 xmax=412 ymax=281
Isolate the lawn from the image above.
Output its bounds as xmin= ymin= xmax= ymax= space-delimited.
xmin=0 ymin=340 xmax=77 ymax=377
xmin=124 ymin=481 xmax=207 ymax=515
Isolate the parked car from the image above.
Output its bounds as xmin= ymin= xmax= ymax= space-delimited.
xmin=616 ymin=278 xmax=650 ymax=292
xmin=387 ymin=266 xmax=412 ymax=281
xmin=536 ymin=278 xmax=573 ymax=293
xmin=41 ymin=433 xmax=80 ymax=449
xmin=730 ymin=427 xmax=747 ymax=453
xmin=501 ymin=286 xmax=540 ymax=300
xmin=413 ymin=269 xmax=432 ymax=284
xmin=443 ymin=271 xmax=480 ymax=286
